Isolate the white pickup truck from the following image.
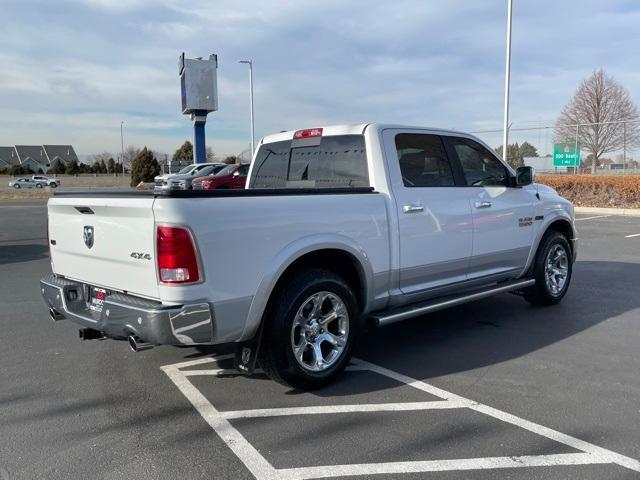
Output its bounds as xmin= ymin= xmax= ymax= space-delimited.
xmin=41 ymin=124 xmax=576 ymax=388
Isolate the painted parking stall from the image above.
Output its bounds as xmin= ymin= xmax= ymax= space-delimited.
xmin=162 ymin=355 xmax=640 ymax=479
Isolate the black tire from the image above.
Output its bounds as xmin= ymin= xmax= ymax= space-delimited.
xmin=524 ymin=230 xmax=572 ymax=306
xmin=50 ymin=183 xmax=58 ymax=188
xmin=258 ymin=268 xmax=359 ymax=389
xmin=36 ymin=183 xmax=43 ymax=189
xmin=13 ymin=184 xmax=20 ymax=189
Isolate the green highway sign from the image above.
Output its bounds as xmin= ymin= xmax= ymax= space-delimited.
xmin=553 ymin=142 xmax=581 ymax=167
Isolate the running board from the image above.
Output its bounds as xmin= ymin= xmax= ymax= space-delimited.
xmin=369 ymin=279 xmax=535 ymax=328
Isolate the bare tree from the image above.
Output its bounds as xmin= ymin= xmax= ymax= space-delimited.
xmin=122 ymin=145 xmax=141 ymax=172
xmin=206 ymin=146 xmax=217 ymax=162
xmin=555 ymin=69 xmax=639 ymax=173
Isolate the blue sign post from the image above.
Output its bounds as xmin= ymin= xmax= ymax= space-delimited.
xmin=191 ymin=110 xmax=208 ymax=164
xmin=179 ymin=53 xmax=218 ymax=164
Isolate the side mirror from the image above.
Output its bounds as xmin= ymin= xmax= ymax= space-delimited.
xmin=515 ymin=166 xmax=533 ymax=186
xmin=233 ymin=171 xmax=240 ymax=177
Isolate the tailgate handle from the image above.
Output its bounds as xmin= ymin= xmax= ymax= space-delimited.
xmin=75 ymin=206 xmax=95 ymax=214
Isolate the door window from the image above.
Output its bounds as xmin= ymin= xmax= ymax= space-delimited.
xmin=237 ymin=164 xmax=250 ymax=176
xmin=449 ymin=137 xmax=509 ymax=187
xmin=395 ymin=134 xmax=455 ymax=187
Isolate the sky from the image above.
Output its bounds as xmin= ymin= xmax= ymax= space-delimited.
xmin=1 ymin=0 xmax=639 ymax=159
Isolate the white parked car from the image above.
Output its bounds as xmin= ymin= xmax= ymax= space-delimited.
xmin=41 ymin=123 xmax=576 ymax=389
xmin=32 ymin=175 xmax=61 ymax=188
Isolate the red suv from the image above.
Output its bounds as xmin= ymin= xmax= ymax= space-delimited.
xmin=192 ymin=163 xmax=250 ymax=190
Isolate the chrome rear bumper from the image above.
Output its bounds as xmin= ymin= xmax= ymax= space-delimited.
xmin=40 ymin=274 xmax=214 ymax=346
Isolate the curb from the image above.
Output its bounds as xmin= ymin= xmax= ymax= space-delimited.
xmin=575 ymin=206 xmax=640 ymax=217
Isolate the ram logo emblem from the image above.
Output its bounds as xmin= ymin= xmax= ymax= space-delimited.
xmin=83 ymin=226 xmax=94 ymax=249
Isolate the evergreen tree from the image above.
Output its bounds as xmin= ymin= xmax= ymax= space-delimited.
xmin=173 ymin=140 xmax=194 ymax=164
xmin=65 ymin=159 xmax=80 ymax=175
xmin=48 ymin=159 xmax=66 ymax=174
xmin=130 ymin=147 xmax=160 ymax=186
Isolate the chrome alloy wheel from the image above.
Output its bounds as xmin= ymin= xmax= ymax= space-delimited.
xmin=290 ymin=291 xmax=349 ymax=372
xmin=545 ymin=244 xmax=569 ymax=296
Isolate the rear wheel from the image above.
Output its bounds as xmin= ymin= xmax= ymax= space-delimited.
xmin=36 ymin=183 xmax=43 ymax=189
xmin=258 ymin=268 xmax=358 ymax=389
xmin=524 ymin=231 xmax=572 ymax=305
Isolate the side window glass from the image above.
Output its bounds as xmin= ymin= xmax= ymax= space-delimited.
xmin=395 ymin=133 xmax=455 ymax=187
xmin=450 ymin=137 xmax=508 ymax=187
xmin=238 ymin=165 xmax=250 ymax=175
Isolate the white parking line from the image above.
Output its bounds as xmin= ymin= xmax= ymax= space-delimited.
xmin=279 ymin=453 xmax=603 ymax=479
xmin=220 ymin=400 xmax=468 ymax=420
xmin=624 ymin=233 xmax=640 ymax=238
xmin=162 ymin=356 xmax=640 ymax=479
xmin=575 ymin=215 xmax=612 ymax=221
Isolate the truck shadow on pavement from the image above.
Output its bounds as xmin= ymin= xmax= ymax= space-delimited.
xmin=350 ymin=259 xmax=640 ymax=394
xmin=186 ymin=260 xmax=640 ymax=398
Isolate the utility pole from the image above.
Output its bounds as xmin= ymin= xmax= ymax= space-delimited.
xmin=502 ymin=0 xmax=513 ymax=164
xmin=239 ymin=60 xmax=255 ymax=158
xmin=623 ymin=121 xmax=627 ymax=174
xmin=120 ymin=121 xmax=125 ymax=175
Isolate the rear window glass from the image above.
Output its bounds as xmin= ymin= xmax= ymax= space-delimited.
xmin=249 ymin=135 xmax=369 ymax=188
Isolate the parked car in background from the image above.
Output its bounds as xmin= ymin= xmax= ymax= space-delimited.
xmin=193 ymin=163 xmax=250 ymax=190
xmin=9 ymin=177 xmax=50 ymax=189
xmin=32 ymin=175 xmax=61 ymax=188
xmin=173 ymin=163 xmax=226 ymax=190
xmin=154 ymin=163 xmax=224 ymax=191
xmin=41 ymin=123 xmax=576 ymax=389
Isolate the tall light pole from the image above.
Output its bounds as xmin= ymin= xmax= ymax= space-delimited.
xmin=239 ymin=60 xmax=255 ymax=158
xmin=120 ymin=121 xmax=125 ymax=175
xmin=502 ymin=0 xmax=513 ymax=163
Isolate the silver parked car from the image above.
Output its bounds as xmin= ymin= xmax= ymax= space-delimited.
xmin=154 ymin=163 xmax=226 ymax=191
xmin=9 ymin=177 xmax=50 ymax=189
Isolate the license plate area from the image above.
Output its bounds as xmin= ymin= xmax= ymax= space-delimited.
xmin=88 ymin=287 xmax=107 ymax=313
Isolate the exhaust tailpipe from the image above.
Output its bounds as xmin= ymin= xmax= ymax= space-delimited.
xmin=79 ymin=328 xmax=104 ymax=340
xmin=128 ymin=335 xmax=153 ymax=352
xmin=49 ymin=307 xmax=64 ymax=321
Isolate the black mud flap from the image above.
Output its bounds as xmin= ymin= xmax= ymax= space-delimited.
xmin=234 ymin=321 xmax=264 ymax=375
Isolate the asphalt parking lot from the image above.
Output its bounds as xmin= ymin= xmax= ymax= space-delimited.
xmin=1 ymin=201 xmax=639 ymax=479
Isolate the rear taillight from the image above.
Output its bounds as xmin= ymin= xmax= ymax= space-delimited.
xmin=156 ymin=226 xmax=200 ymax=284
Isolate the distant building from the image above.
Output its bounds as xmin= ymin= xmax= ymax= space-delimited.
xmin=0 ymin=146 xmax=19 ymax=167
xmin=0 ymin=145 xmax=77 ymax=172
xmin=14 ymin=145 xmax=49 ymax=172
xmin=43 ymin=145 xmax=79 ymax=166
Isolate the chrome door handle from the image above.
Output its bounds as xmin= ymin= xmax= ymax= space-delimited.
xmin=474 ymin=201 xmax=492 ymax=209
xmin=403 ymin=204 xmax=424 ymax=214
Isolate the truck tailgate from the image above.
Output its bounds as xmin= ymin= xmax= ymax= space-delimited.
xmin=48 ymin=196 xmax=160 ymax=300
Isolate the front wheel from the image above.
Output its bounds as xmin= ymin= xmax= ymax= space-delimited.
xmin=258 ymin=269 xmax=359 ymax=389
xmin=13 ymin=184 xmax=20 ymax=189
xmin=50 ymin=183 xmax=58 ymax=188
xmin=524 ymin=231 xmax=572 ymax=305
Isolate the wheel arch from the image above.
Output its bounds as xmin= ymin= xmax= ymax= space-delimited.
xmin=523 ymin=212 xmax=577 ymax=275
xmin=546 ymin=218 xmax=576 ymax=255
xmin=240 ymin=234 xmax=373 ymax=341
